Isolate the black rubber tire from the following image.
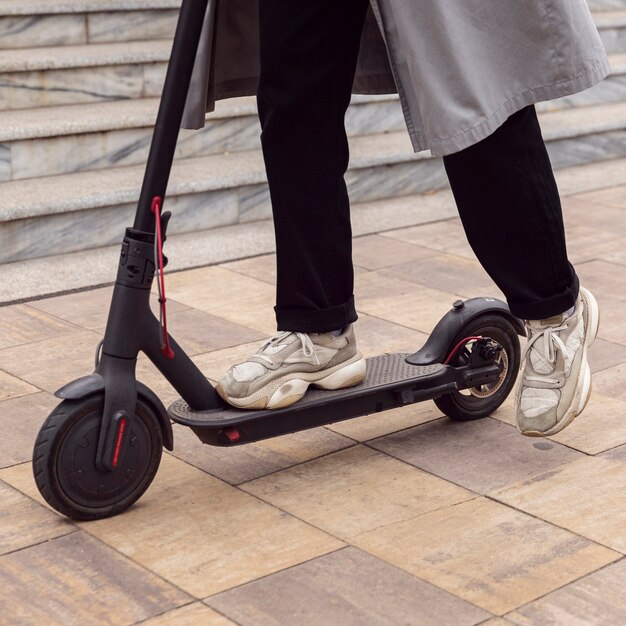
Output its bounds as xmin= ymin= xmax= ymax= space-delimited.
xmin=32 ymin=395 xmax=162 ymax=520
xmin=434 ymin=314 xmax=521 ymax=421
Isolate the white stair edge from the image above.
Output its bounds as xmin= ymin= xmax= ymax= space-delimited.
xmin=1 ymin=157 xmax=624 ymax=304
xmin=2 ymin=100 xmax=626 ymax=223
xmin=593 ymin=9 xmax=626 ymax=27
xmin=0 ymin=40 xmax=171 ymax=73
xmin=0 ymin=0 xmax=180 ymax=16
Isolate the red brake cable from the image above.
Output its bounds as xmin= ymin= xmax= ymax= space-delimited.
xmin=151 ymin=196 xmax=175 ymax=360
xmin=444 ymin=336 xmax=483 ymax=365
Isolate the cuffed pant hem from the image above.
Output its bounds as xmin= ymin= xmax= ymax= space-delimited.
xmin=275 ymin=295 xmax=358 ymax=333
xmin=508 ymin=274 xmax=580 ymax=320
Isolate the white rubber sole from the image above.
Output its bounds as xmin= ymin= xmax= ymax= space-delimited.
xmin=218 ymin=354 xmax=367 ymax=410
xmin=521 ymin=287 xmax=599 ymax=437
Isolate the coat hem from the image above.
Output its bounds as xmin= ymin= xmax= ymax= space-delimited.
xmin=415 ymin=57 xmax=612 ymax=157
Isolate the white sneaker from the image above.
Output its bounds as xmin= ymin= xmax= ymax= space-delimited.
xmin=515 ymin=287 xmax=599 ymax=436
xmin=216 ymin=324 xmax=366 ymax=410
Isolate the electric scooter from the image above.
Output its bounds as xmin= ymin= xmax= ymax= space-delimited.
xmin=32 ymin=0 xmax=524 ymax=521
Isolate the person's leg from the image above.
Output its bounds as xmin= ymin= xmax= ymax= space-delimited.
xmin=258 ymin=0 xmax=370 ymax=333
xmin=443 ymin=105 xmax=599 ymax=437
xmin=442 ymin=104 xmax=578 ymax=320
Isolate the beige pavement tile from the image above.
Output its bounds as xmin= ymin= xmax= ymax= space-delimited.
xmin=562 ymin=225 xmax=624 ymax=265
xmin=0 ymin=532 xmax=189 ymax=626
xmin=370 ymin=417 xmax=582 ymax=494
xmin=207 ymin=547 xmax=490 ymax=626
xmin=548 ymin=394 xmax=626 ymax=455
xmin=30 ymin=286 xmax=188 ymax=333
xmin=241 ymin=445 xmax=473 ymax=540
xmin=355 ymin=271 xmax=461 ymax=334
xmin=0 ymin=391 xmax=58 ymax=468
xmin=382 ymin=219 xmax=477 ymax=261
xmin=599 ymin=444 xmax=626 ymax=461
xmin=0 ymin=304 xmax=79 ymax=350
xmin=353 ymin=312 xmax=429 ymax=358
xmin=171 ymin=423 xmax=355 ymax=485
xmin=506 ymin=558 xmax=626 ymax=626
xmin=1 ymin=455 xmax=343 ymax=598
xmin=135 ymin=359 xmax=182 ymax=407
xmin=221 ymin=253 xmax=277 ymax=285
xmin=163 ymin=307 xmax=264 ymax=356
xmin=562 ymin=197 xmax=626 ymax=232
xmin=571 ymin=184 xmax=626 ymax=211
xmin=144 ymin=603 xmax=235 ymax=626
xmin=327 ymin=404 xmax=444 ymax=442
xmin=493 ymin=455 xmax=626 ymax=553
xmin=204 ymin=292 xmax=278 ymax=336
xmin=593 ymin=362 xmax=626 ymax=401
xmin=164 ymin=266 xmax=275 ymax=313
xmin=354 ymin=497 xmax=619 ymax=615
xmin=381 ymin=254 xmax=502 ymax=300
xmin=481 ymin=620 xmax=516 ymax=626
xmin=0 ymin=480 xmax=74 ymax=556
xmin=0 ymin=369 xmax=38 ymax=401
xmin=0 ymin=330 xmax=101 ymax=393
xmin=594 ymin=238 xmax=626 ymax=267
xmin=588 ymin=338 xmax=626 ymax=374
xmin=352 ymin=234 xmax=437 ymax=270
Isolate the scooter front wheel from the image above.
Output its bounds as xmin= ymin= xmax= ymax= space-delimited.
xmin=32 ymin=395 xmax=162 ymax=520
xmin=435 ymin=314 xmax=521 ymax=421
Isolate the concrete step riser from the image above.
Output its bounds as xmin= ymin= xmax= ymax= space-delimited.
xmin=0 ymin=10 xmax=177 ymax=49
xmin=600 ymin=24 xmax=626 ymax=53
xmin=0 ymin=62 xmax=166 ymax=112
xmin=588 ymin=0 xmax=626 ymax=9
xmin=3 ymin=124 xmax=626 ymax=264
xmin=4 ymin=72 xmax=626 ymax=181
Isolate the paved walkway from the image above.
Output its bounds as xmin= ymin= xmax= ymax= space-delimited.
xmin=1 ymin=185 xmax=626 ymax=625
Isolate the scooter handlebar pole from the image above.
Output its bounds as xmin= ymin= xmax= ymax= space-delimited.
xmin=134 ymin=0 xmax=211 ymax=232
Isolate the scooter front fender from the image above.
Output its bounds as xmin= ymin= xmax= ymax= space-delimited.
xmin=55 ymin=375 xmax=174 ymax=451
xmin=407 ymin=297 xmax=525 ymax=366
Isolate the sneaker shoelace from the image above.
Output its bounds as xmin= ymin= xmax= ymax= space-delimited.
xmin=522 ymin=322 xmax=568 ymax=385
xmin=256 ymin=331 xmax=321 ymax=366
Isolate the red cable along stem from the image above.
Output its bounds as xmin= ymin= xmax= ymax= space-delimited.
xmin=151 ymin=196 xmax=175 ymax=360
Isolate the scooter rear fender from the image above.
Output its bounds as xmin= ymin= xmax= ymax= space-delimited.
xmin=55 ymin=375 xmax=174 ymax=450
xmin=407 ymin=297 xmax=525 ymax=366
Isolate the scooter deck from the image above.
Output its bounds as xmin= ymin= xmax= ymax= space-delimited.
xmin=167 ymin=353 xmax=499 ymax=446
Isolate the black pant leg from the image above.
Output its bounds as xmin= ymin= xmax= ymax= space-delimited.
xmin=258 ymin=0 xmax=370 ymax=333
xmin=443 ymin=105 xmax=579 ymax=320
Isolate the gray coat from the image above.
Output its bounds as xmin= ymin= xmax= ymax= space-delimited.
xmin=182 ymin=0 xmax=610 ymax=156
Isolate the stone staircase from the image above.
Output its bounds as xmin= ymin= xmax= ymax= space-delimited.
xmin=0 ymin=0 xmax=625 ymax=288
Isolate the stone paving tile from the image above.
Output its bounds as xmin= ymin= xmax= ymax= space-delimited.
xmin=562 ymin=225 xmax=625 ymax=265
xmin=547 ymin=394 xmax=626 ymax=455
xmin=327 ymin=404 xmax=444 ymax=442
xmin=369 ymin=417 xmax=583 ymax=494
xmin=352 ymin=233 xmax=437 ymax=270
xmin=0 ymin=532 xmax=190 ymax=626
xmin=0 ymin=368 xmax=38 ymax=401
xmin=0 ymin=330 xmax=102 ymax=393
xmin=588 ymin=337 xmax=626 ymax=374
xmin=381 ymin=254 xmax=503 ymax=300
xmin=353 ymin=497 xmax=620 ymax=615
xmin=572 ymin=184 xmax=626 ymax=211
xmin=481 ymin=619 xmax=516 ymax=626
xmin=355 ymin=270 xmax=462 ymax=334
xmin=492 ymin=455 xmax=626 ymax=554
xmin=351 ymin=312 xmax=429 ymax=358
xmin=241 ymin=445 xmax=473 ymax=540
xmin=163 ymin=307 xmax=264 ymax=356
xmin=0 ymin=303 xmax=79 ymax=350
xmin=593 ymin=237 xmax=626 ymax=267
xmin=506 ymin=558 xmax=626 ymax=626
xmin=135 ymin=358 xmax=183 ymax=407
xmin=221 ymin=253 xmax=277 ymax=285
xmin=30 ymin=286 xmax=188 ymax=333
xmin=204 ymin=292 xmax=278 ymax=336
xmin=382 ymin=219 xmax=478 ymax=261
xmin=593 ymin=362 xmax=626 ymax=401
xmin=143 ymin=603 xmax=236 ymax=626
xmin=171 ymin=423 xmax=355 ymax=485
xmin=0 ymin=455 xmax=343 ymax=599
xmin=0 ymin=480 xmax=74 ymax=556
xmin=599 ymin=443 xmax=626 ymax=461
xmin=207 ymin=547 xmax=490 ymax=626
xmin=562 ymin=197 xmax=626 ymax=232
xmin=0 ymin=391 xmax=58 ymax=468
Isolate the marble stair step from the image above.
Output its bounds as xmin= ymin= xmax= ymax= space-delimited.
xmin=1 ymin=98 xmax=626 ymax=263
xmin=0 ymin=4 xmax=178 ymax=49
xmin=2 ymin=155 xmax=625 ymax=305
xmin=589 ymin=0 xmax=626 ymax=9
xmin=595 ymin=9 xmax=626 ymax=52
xmin=0 ymin=40 xmax=170 ymax=111
xmin=1 ymin=57 xmax=625 ymax=182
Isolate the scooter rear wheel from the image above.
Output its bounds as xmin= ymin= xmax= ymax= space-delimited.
xmin=32 ymin=395 xmax=162 ymax=520
xmin=435 ymin=314 xmax=521 ymax=421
